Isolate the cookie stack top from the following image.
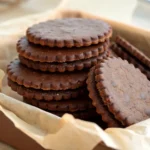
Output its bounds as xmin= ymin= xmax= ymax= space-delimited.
xmin=16 ymin=18 xmax=111 ymax=73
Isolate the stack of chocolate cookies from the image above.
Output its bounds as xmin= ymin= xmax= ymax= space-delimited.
xmin=7 ymin=18 xmax=112 ymax=120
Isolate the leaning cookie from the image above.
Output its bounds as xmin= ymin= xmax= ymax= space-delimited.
xmin=111 ymin=44 xmax=150 ymax=80
xmin=26 ymin=18 xmax=112 ymax=48
xmin=95 ymin=57 xmax=150 ymax=126
xmin=86 ymin=66 xmax=122 ymax=127
xmin=116 ymin=36 xmax=150 ymax=68
xmin=111 ymin=36 xmax=150 ymax=80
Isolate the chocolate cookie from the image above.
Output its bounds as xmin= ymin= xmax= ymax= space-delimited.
xmin=111 ymin=43 xmax=150 ymax=80
xmin=23 ymin=95 xmax=94 ymax=112
xmin=7 ymin=59 xmax=88 ymax=90
xmin=17 ymin=37 xmax=109 ymax=63
xmin=86 ymin=67 xmax=121 ymax=127
xmin=8 ymin=79 xmax=86 ymax=101
xmin=19 ymin=50 xmax=109 ymax=72
xmin=115 ymin=36 xmax=150 ymax=68
xmin=95 ymin=57 xmax=150 ymax=126
xmin=26 ymin=18 xmax=112 ymax=48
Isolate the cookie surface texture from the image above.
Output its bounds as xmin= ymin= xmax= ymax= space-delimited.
xmin=95 ymin=57 xmax=150 ymax=126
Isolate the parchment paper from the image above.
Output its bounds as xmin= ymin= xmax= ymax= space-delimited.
xmin=0 ymin=2 xmax=150 ymax=150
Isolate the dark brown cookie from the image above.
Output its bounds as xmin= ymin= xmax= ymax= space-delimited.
xmin=86 ymin=67 xmax=121 ymax=127
xmin=95 ymin=57 xmax=150 ymax=126
xmin=111 ymin=43 xmax=150 ymax=80
xmin=7 ymin=59 xmax=88 ymax=91
xmin=17 ymin=37 xmax=109 ymax=63
xmin=24 ymin=101 xmax=98 ymax=119
xmin=19 ymin=50 xmax=109 ymax=72
xmin=116 ymin=36 xmax=150 ymax=68
xmin=26 ymin=18 xmax=112 ymax=48
xmin=8 ymin=79 xmax=87 ymax=101
xmin=52 ymin=109 xmax=98 ymax=120
xmin=51 ymin=109 xmax=98 ymax=120
xmin=23 ymin=95 xmax=94 ymax=112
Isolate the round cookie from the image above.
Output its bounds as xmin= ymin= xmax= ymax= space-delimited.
xmin=8 ymin=79 xmax=87 ymax=101
xmin=86 ymin=67 xmax=121 ymax=127
xmin=7 ymin=59 xmax=88 ymax=90
xmin=17 ymin=37 xmax=109 ymax=63
xmin=95 ymin=57 xmax=150 ymax=126
xmin=26 ymin=18 xmax=112 ymax=48
xmin=19 ymin=50 xmax=109 ymax=72
xmin=23 ymin=95 xmax=94 ymax=112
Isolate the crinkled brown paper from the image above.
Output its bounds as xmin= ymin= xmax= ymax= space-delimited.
xmin=0 ymin=1 xmax=150 ymax=150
